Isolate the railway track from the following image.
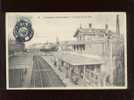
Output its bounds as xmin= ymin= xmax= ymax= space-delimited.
xmin=30 ymin=55 xmax=65 ymax=87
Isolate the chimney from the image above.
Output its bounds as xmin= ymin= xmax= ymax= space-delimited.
xmin=80 ymin=24 xmax=82 ymax=29
xmin=105 ymin=24 xmax=109 ymax=33
xmin=105 ymin=24 xmax=108 ymax=30
xmin=116 ymin=14 xmax=120 ymax=34
xmin=89 ymin=23 xmax=92 ymax=29
xmin=56 ymin=36 xmax=60 ymax=44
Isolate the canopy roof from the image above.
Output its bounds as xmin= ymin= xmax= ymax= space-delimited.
xmin=54 ymin=52 xmax=104 ymax=66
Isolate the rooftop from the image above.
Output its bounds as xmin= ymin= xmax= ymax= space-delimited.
xmin=54 ymin=52 xmax=104 ymax=66
xmin=74 ymin=27 xmax=115 ymax=37
xmin=61 ymin=40 xmax=105 ymax=46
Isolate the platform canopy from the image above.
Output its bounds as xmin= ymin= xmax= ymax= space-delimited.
xmin=54 ymin=52 xmax=104 ymax=66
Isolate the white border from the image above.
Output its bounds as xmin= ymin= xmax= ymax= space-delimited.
xmin=6 ymin=12 xmax=127 ymax=90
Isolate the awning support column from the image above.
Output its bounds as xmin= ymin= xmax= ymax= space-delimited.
xmin=83 ymin=65 xmax=86 ymax=80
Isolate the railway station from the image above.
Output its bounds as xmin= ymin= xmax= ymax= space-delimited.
xmin=8 ymin=14 xmax=125 ymax=88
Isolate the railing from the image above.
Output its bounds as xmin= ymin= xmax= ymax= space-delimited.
xmin=84 ymin=70 xmax=100 ymax=86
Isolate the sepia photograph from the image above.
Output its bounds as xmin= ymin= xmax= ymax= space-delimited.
xmin=6 ymin=12 xmax=127 ymax=89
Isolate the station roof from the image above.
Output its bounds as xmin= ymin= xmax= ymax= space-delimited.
xmin=63 ymin=40 xmax=105 ymax=46
xmin=74 ymin=28 xmax=107 ymax=37
xmin=73 ymin=27 xmax=118 ymax=38
xmin=54 ymin=52 xmax=104 ymax=66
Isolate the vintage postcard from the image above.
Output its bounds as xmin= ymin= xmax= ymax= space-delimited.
xmin=6 ymin=12 xmax=127 ymax=89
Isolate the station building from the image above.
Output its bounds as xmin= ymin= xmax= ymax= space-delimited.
xmin=49 ymin=15 xmax=124 ymax=86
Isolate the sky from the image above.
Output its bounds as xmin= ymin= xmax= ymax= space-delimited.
xmin=6 ymin=12 xmax=126 ymax=47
